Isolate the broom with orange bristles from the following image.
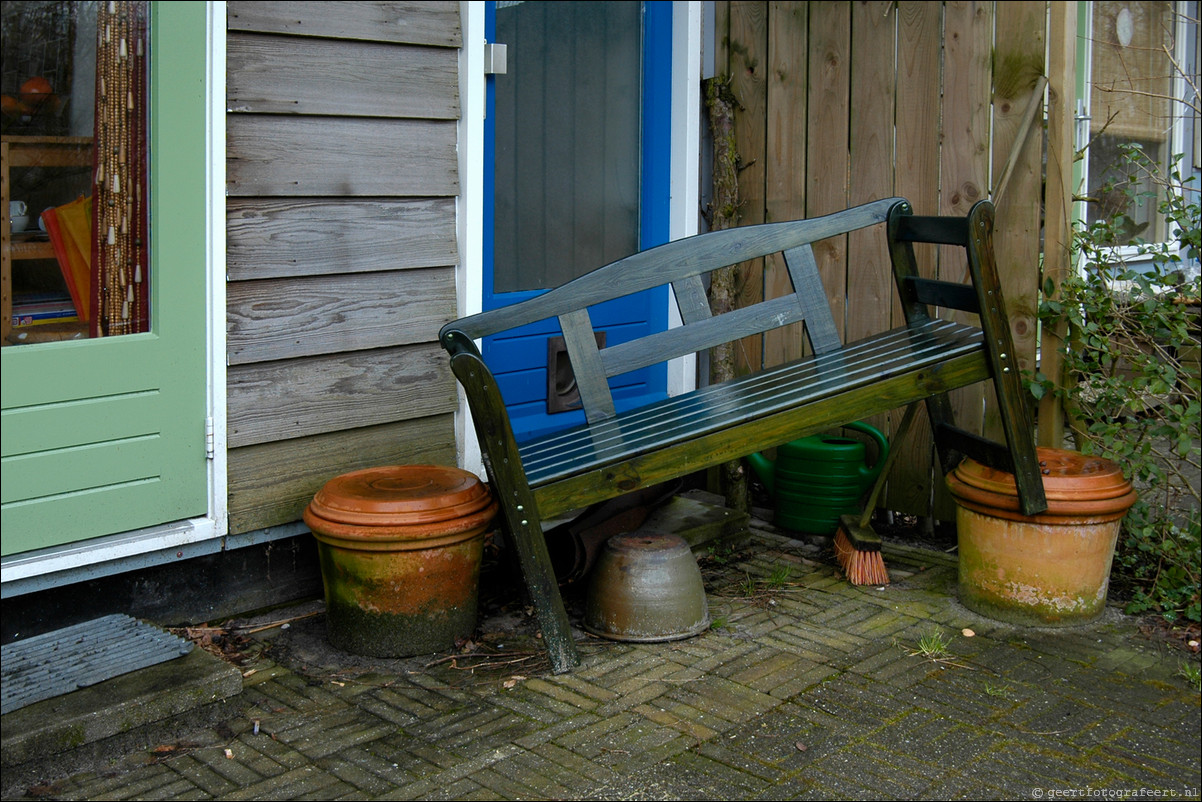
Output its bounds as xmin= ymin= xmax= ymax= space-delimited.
xmin=833 ymin=402 xmax=921 ymax=586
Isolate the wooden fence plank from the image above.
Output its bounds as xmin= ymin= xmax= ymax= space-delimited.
xmin=227 ymin=116 xmax=458 ymax=197
xmin=844 ymin=1 xmax=897 ymax=460
xmin=228 ymin=415 xmax=456 ymax=534
xmin=721 ymin=0 xmax=1051 ymax=523
xmin=1039 ymin=1 xmax=1079 ymax=448
xmin=886 ymin=0 xmax=944 ymax=514
xmin=893 ymin=0 xmax=942 ymax=261
xmin=730 ymin=0 xmax=769 ymax=374
xmin=763 ymin=1 xmax=809 ymax=368
xmin=846 ymin=0 xmax=896 ymax=345
xmin=805 ymin=1 xmax=851 ymax=341
xmin=227 ymin=1 xmax=461 ymax=47
xmin=988 ymin=1 xmax=1046 ymax=445
xmin=228 ymin=33 xmax=459 ymax=119
xmin=227 ymin=344 xmax=456 ymax=448
xmin=227 ymin=267 xmax=455 ymax=364
xmin=936 ymin=0 xmax=994 ymax=518
xmin=227 ymin=198 xmax=458 ymax=281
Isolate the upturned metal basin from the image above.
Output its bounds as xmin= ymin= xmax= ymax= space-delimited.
xmin=583 ymin=532 xmax=709 ymax=642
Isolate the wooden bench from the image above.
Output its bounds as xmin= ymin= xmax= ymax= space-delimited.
xmin=439 ymin=196 xmax=1048 ymax=673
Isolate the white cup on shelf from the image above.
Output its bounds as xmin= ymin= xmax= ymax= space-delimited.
xmin=9 ymin=199 xmax=29 ymax=232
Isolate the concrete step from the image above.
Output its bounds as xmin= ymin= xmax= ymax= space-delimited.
xmin=1 ymin=636 xmax=242 ymax=791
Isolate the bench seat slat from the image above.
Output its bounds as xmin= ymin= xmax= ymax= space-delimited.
xmin=520 ymin=318 xmax=984 ymax=487
xmin=526 ymin=318 xmax=969 ymax=462
xmin=524 ymin=318 xmax=979 ymax=473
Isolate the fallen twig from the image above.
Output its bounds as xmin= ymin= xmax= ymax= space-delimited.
xmin=424 ymin=649 xmax=541 ymax=670
xmin=236 ymin=611 xmax=321 ymax=635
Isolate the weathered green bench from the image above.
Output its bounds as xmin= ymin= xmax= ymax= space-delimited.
xmin=439 ymin=197 xmax=1048 ymax=673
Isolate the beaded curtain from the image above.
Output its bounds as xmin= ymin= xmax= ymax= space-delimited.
xmin=90 ymin=0 xmax=148 ymax=337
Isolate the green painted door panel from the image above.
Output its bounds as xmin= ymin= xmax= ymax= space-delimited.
xmin=0 ymin=391 xmax=161 ymax=454
xmin=3 ymin=428 xmax=169 ymax=499
xmin=0 ymin=2 xmax=209 ymax=556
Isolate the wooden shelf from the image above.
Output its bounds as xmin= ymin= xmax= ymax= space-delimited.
xmin=7 ymin=320 xmax=89 ymax=346
xmin=9 ymin=238 xmax=55 ymax=260
xmin=2 ymin=136 xmax=93 ymax=346
xmin=4 ymin=136 xmax=93 ymax=167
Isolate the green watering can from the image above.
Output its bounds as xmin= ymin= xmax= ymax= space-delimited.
xmin=746 ymin=421 xmax=889 ymax=535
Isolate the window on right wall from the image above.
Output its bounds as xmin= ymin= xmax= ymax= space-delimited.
xmin=1084 ymin=0 xmax=1188 ymax=251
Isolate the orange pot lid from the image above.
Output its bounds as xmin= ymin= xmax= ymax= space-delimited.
xmin=307 ymin=465 xmax=494 ymax=527
xmin=952 ymin=447 xmax=1132 ymax=502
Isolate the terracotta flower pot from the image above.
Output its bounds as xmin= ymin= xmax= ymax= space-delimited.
xmin=304 ymin=465 xmax=497 ymax=657
xmin=946 ymin=448 xmax=1137 ymax=626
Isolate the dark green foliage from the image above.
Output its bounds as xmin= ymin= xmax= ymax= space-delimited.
xmin=1031 ymin=145 xmax=1200 ymax=623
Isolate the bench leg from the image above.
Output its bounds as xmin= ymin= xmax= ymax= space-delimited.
xmin=493 ymin=486 xmax=581 ymax=674
xmin=991 ymin=361 xmax=1049 ymax=516
xmin=967 ymin=202 xmax=1048 ymax=516
xmin=928 ymin=388 xmax=1048 ymax=516
xmin=923 ymin=392 xmax=963 ymax=474
xmin=924 ymin=385 xmax=1049 ymax=518
xmin=450 ymin=351 xmax=581 ymax=673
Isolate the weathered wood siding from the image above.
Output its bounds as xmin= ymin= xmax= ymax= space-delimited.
xmin=717 ymin=1 xmax=1046 ymax=520
xmin=225 ymin=1 xmax=461 ymax=534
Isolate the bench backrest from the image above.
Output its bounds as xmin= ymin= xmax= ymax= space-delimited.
xmin=441 ymin=196 xmax=910 ymax=424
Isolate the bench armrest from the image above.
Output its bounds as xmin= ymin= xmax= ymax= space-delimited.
xmin=441 ymin=328 xmax=523 ymax=476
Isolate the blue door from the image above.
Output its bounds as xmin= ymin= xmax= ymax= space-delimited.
xmin=485 ymin=1 xmax=672 ymax=442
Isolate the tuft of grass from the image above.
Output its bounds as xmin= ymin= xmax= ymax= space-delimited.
xmin=983 ymin=681 xmax=1010 ymax=699
xmin=1178 ymin=662 xmax=1201 ymax=693
xmin=709 ymin=614 xmax=729 ymax=631
xmin=766 ymin=565 xmax=793 ymax=589
xmin=897 ymin=629 xmax=974 ymax=670
xmin=740 ymin=572 xmax=757 ymax=597
xmin=914 ymin=630 xmax=950 ymax=659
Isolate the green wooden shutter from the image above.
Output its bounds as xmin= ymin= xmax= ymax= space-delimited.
xmin=1 ymin=1 xmax=210 ymax=556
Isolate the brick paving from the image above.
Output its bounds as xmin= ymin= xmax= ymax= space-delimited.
xmin=10 ymin=528 xmax=1201 ymax=801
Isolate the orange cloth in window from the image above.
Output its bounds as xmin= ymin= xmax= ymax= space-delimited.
xmin=40 ymin=195 xmax=92 ymax=323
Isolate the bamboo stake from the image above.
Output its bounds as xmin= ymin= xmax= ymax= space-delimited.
xmin=992 ymin=75 xmax=1048 ymax=206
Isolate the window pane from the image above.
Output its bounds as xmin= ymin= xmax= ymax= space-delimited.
xmin=493 ymin=0 xmax=641 ymax=294
xmin=2 ymin=0 xmax=149 ymax=344
xmin=1087 ymin=1 xmax=1176 ymax=245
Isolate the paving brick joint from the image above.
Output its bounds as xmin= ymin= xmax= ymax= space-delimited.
xmin=4 ymin=524 xmax=1199 ymax=801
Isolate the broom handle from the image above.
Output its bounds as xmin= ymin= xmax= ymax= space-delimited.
xmin=857 ymin=402 xmax=922 ymax=529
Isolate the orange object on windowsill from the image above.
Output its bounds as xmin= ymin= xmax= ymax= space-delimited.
xmin=40 ymin=196 xmax=93 ymax=323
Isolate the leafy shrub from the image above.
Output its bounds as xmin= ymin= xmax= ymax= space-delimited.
xmin=1030 ymin=145 xmax=1200 ymax=623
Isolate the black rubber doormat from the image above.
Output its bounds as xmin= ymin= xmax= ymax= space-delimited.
xmin=1 ymin=614 xmax=193 ymax=715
